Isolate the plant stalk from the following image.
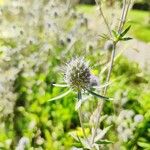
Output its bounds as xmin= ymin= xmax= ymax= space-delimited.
xmin=91 ymin=43 xmax=116 ymax=145
xmin=91 ymin=0 xmax=132 ymax=145
xmin=77 ymin=91 xmax=90 ymax=144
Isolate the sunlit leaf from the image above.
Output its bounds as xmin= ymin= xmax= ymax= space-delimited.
xmin=48 ymin=89 xmax=72 ymax=101
xmin=112 ymin=30 xmax=118 ymax=38
xmin=52 ymin=83 xmax=69 ymax=87
xmin=120 ymin=25 xmax=131 ymax=37
xmin=137 ymin=142 xmax=150 ymax=148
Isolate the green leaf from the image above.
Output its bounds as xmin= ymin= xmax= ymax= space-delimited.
xmin=112 ymin=30 xmax=118 ymax=38
xmin=138 ymin=142 xmax=150 ymax=148
xmin=120 ymin=25 xmax=131 ymax=37
xmin=121 ymin=37 xmax=132 ymax=41
xmin=96 ymin=139 xmax=113 ymax=145
xmin=52 ymin=83 xmax=69 ymax=87
xmin=48 ymin=89 xmax=72 ymax=101
xmin=72 ymin=142 xmax=83 ymax=148
xmin=86 ymin=89 xmax=113 ymax=101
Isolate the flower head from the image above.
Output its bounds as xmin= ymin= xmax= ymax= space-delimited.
xmin=64 ymin=57 xmax=91 ymax=91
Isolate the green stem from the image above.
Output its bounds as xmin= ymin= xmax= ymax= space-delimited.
xmin=91 ymin=43 xmax=116 ymax=145
xmin=77 ymin=91 xmax=90 ymax=144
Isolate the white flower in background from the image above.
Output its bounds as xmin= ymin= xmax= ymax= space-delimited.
xmin=134 ymin=114 xmax=144 ymax=123
xmin=16 ymin=137 xmax=29 ymax=150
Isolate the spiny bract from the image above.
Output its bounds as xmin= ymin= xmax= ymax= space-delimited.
xmin=64 ymin=58 xmax=91 ymax=91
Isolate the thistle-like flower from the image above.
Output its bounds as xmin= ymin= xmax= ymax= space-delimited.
xmin=49 ymin=57 xmax=111 ymax=102
xmin=64 ymin=57 xmax=91 ymax=91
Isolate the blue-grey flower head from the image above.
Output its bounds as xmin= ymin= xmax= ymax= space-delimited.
xmin=64 ymin=57 xmax=91 ymax=91
xmin=104 ymin=40 xmax=113 ymax=51
xmin=90 ymin=74 xmax=99 ymax=87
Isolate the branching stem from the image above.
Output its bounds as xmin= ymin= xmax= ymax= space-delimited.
xmin=91 ymin=0 xmax=132 ymax=146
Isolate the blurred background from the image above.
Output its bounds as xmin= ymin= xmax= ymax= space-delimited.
xmin=0 ymin=0 xmax=149 ymax=149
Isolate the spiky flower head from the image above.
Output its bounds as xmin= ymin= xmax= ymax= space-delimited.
xmin=64 ymin=57 xmax=91 ymax=91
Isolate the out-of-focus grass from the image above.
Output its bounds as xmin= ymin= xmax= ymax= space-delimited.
xmin=77 ymin=5 xmax=150 ymax=42
xmin=128 ymin=10 xmax=150 ymax=42
xmin=76 ymin=4 xmax=96 ymax=14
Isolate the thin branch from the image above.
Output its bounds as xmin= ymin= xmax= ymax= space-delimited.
xmin=118 ymin=0 xmax=127 ymax=33
xmin=95 ymin=0 xmax=112 ymax=37
xmin=77 ymin=91 xmax=90 ymax=145
xmin=91 ymin=0 xmax=132 ymax=145
xmin=91 ymin=43 xmax=116 ymax=145
xmin=118 ymin=0 xmax=132 ymax=33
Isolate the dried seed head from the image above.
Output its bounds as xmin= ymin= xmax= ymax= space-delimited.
xmin=64 ymin=58 xmax=91 ymax=91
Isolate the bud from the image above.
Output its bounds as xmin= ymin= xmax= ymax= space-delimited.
xmin=64 ymin=58 xmax=91 ymax=91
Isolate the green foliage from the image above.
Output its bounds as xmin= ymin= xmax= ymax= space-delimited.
xmin=0 ymin=1 xmax=149 ymax=150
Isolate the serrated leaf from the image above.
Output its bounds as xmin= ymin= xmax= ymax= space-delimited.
xmin=86 ymin=89 xmax=113 ymax=101
xmin=48 ymin=89 xmax=71 ymax=101
xmin=120 ymin=25 xmax=131 ymax=37
xmin=52 ymin=84 xmax=69 ymax=87
xmin=96 ymin=139 xmax=113 ymax=145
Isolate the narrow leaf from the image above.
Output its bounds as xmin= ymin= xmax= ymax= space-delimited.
xmin=112 ymin=30 xmax=118 ymax=38
xmin=52 ymin=83 xmax=69 ymax=87
xmin=72 ymin=142 xmax=83 ymax=148
xmin=86 ymin=89 xmax=113 ymax=101
xmin=96 ymin=139 xmax=113 ymax=145
xmin=120 ymin=25 xmax=131 ymax=37
xmin=98 ymin=33 xmax=110 ymax=40
xmin=48 ymin=89 xmax=71 ymax=101
xmin=121 ymin=37 xmax=132 ymax=41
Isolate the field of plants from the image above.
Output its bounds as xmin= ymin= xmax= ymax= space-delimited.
xmin=0 ymin=0 xmax=149 ymax=150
